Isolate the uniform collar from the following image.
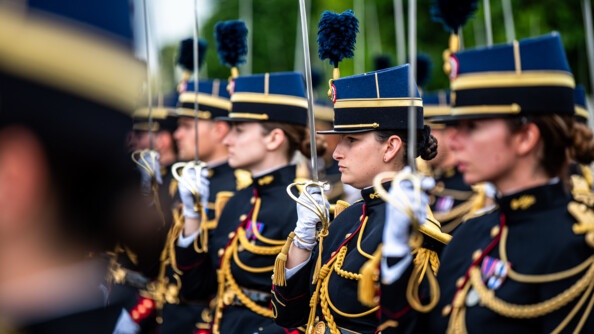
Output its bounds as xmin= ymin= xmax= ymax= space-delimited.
xmin=360 ymin=181 xmax=390 ymax=206
xmin=207 ymin=161 xmax=232 ymax=178
xmin=252 ymin=165 xmax=296 ymax=192
xmin=496 ymin=180 xmax=569 ymax=216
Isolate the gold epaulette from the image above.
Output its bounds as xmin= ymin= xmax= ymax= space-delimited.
xmin=568 ymin=198 xmax=594 ymax=248
xmin=571 ymin=174 xmax=594 ymax=199
xmin=332 ymin=199 xmax=350 ymax=219
xmin=235 ymin=169 xmax=252 ymax=190
xmin=580 ymin=164 xmax=593 ymax=189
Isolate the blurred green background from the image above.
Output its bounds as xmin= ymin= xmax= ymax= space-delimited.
xmin=156 ymin=0 xmax=591 ymax=99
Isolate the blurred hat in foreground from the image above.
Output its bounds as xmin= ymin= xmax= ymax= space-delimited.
xmin=177 ymin=80 xmax=232 ymax=120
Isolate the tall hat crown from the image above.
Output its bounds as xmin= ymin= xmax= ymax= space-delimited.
xmin=434 ymin=33 xmax=575 ymax=123
xmin=220 ymin=72 xmax=308 ymax=126
xmin=177 ymin=80 xmax=232 ymax=120
xmin=318 ymin=64 xmax=423 ymax=134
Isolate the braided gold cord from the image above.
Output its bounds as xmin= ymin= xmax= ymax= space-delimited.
xmin=333 ymin=247 xmax=362 ymax=281
xmin=306 ymin=264 xmax=334 ymax=334
xmin=446 ymin=283 xmax=471 ymax=334
xmin=574 ymin=284 xmax=594 ymax=333
xmin=165 ymin=207 xmax=184 ymax=275
xmin=322 ymin=267 xmax=379 ymax=318
xmin=499 ymin=226 xmax=594 ymax=283
xmin=468 ymin=261 xmax=594 ymax=318
xmin=406 ymin=247 xmax=441 ymax=313
xmin=550 ymin=276 xmax=594 ymax=334
xmin=212 ymin=238 xmax=274 ymax=334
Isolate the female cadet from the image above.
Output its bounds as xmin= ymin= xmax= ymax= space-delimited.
xmin=381 ymin=33 xmax=594 ymax=333
xmin=271 ymin=64 xmax=448 ymax=334
xmin=176 ymin=72 xmax=315 ymax=333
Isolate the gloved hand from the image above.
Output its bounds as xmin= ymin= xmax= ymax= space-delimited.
xmin=293 ymin=185 xmax=330 ymax=251
xmin=136 ymin=150 xmax=162 ymax=196
xmin=382 ymin=167 xmax=435 ymax=258
xmin=178 ymin=164 xmax=209 ymax=219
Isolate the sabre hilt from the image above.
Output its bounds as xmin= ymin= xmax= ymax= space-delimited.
xmin=286 ymin=180 xmax=331 ymax=235
xmin=172 ymin=160 xmax=208 ymax=212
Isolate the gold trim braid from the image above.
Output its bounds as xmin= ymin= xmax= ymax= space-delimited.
xmin=452 ymin=71 xmax=575 ymax=91
xmin=0 ymin=4 xmax=145 ymax=112
xmin=231 ymin=92 xmax=308 ymax=108
xmin=334 ymin=98 xmax=422 ymax=109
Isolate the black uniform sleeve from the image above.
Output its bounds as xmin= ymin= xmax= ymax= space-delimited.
xmin=175 ymin=243 xmax=216 ymax=301
xmin=272 ymin=257 xmax=313 ymax=328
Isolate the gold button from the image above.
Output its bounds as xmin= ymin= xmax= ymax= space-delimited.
xmin=250 ymin=197 xmax=256 ymax=204
xmin=456 ymin=277 xmax=465 ymax=288
xmin=472 ymin=250 xmax=482 ymax=260
xmin=228 ymin=231 xmax=236 ymax=239
xmin=218 ymin=248 xmax=224 ymax=257
xmin=239 ymin=214 xmax=247 ymax=221
xmin=345 ymin=233 xmax=351 ymax=239
xmin=238 ymin=244 xmax=245 ymax=252
xmin=442 ymin=304 xmax=452 ymax=316
xmin=331 ymin=251 xmax=336 ymax=257
xmin=490 ymin=225 xmax=500 ymax=238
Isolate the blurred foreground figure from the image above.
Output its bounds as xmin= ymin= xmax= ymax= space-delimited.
xmin=0 ymin=1 xmax=144 ymax=333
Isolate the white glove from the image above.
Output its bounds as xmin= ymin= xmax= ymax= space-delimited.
xmin=178 ymin=165 xmax=209 ymax=219
xmin=382 ymin=167 xmax=435 ymax=258
xmin=136 ymin=150 xmax=162 ymax=196
xmin=293 ymin=186 xmax=330 ymax=251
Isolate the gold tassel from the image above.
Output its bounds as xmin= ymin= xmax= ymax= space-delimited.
xmin=272 ymin=232 xmax=295 ymax=286
xmin=358 ymin=245 xmax=382 ymax=307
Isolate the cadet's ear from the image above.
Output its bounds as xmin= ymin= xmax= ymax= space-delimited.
xmin=263 ymin=127 xmax=286 ymax=151
xmin=383 ymin=134 xmax=403 ymax=163
xmin=516 ymin=122 xmax=541 ymax=156
xmin=0 ymin=126 xmax=49 ymax=234
xmin=213 ymin=120 xmax=231 ymax=141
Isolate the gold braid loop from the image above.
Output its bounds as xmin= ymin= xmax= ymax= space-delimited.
xmin=500 ymin=226 xmax=594 ymax=283
xmin=406 ymin=247 xmax=441 ymax=313
xmin=166 ymin=206 xmax=185 ymax=275
xmin=468 ymin=261 xmax=594 ymax=319
xmin=213 ymin=237 xmax=274 ymax=334
xmin=333 ymin=247 xmax=362 ymax=280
